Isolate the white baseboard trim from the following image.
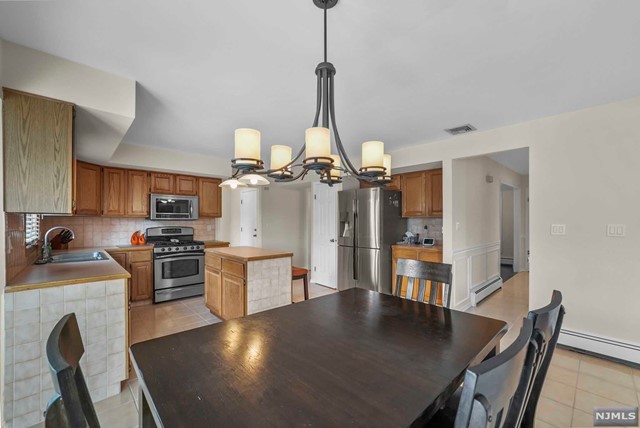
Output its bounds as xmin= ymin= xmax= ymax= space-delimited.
xmin=470 ymin=277 xmax=503 ymax=307
xmin=500 ymin=257 xmax=513 ymax=265
xmin=559 ymin=329 xmax=640 ymax=365
xmin=454 ymin=298 xmax=471 ymax=312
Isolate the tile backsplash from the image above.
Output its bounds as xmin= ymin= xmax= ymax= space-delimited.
xmin=40 ymin=216 xmax=217 ymax=248
xmin=407 ymin=217 xmax=443 ymax=243
xmin=5 ymin=213 xmax=40 ymax=283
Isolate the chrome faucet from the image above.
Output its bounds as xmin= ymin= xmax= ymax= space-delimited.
xmin=42 ymin=227 xmax=75 ymax=260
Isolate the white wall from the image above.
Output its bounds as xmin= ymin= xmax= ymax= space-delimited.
xmin=391 ymin=96 xmax=640 ymax=362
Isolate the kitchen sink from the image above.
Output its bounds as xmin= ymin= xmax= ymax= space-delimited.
xmin=48 ymin=251 xmax=109 ymax=263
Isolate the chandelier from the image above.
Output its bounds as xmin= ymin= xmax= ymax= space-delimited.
xmin=220 ymin=0 xmax=392 ymax=189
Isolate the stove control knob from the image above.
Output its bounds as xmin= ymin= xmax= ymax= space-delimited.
xmin=190 ymin=246 xmax=195 ymax=250
xmin=161 ymin=248 xmax=165 ymax=252
xmin=174 ymin=247 xmax=180 ymax=252
xmin=183 ymin=246 xmax=188 ymax=250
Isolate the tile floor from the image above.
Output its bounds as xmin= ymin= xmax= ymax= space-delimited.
xmin=30 ymin=275 xmax=640 ymax=427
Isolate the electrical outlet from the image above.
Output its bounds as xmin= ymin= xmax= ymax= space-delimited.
xmin=207 ymin=224 xmax=212 ymax=232
xmin=550 ymin=224 xmax=566 ymax=235
xmin=606 ymin=224 xmax=626 ymax=237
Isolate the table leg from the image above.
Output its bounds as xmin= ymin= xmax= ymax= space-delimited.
xmin=303 ymin=274 xmax=309 ymax=300
xmin=139 ymin=384 xmax=157 ymax=428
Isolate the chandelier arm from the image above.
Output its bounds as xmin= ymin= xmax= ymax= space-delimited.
xmin=313 ymin=73 xmax=322 ymax=127
xmin=328 ymin=75 xmax=360 ymax=177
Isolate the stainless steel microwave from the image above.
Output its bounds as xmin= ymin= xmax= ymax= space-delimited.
xmin=150 ymin=194 xmax=199 ymax=220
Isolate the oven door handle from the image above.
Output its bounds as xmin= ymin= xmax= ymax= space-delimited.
xmin=154 ymin=253 xmax=204 ymax=261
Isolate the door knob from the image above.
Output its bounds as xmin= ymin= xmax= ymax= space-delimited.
xmin=330 ymin=239 xmax=335 ymax=242
xmin=253 ymin=234 xmax=257 ymax=237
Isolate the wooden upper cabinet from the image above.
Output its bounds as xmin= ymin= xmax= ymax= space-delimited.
xmin=126 ymin=170 xmax=149 ymax=217
xmin=75 ymin=161 xmax=102 ymax=215
xmin=387 ymin=175 xmax=402 ymax=192
xmin=401 ymin=172 xmax=427 ymax=217
xmin=199 ymin=177 xmax=222 ymax=217
xmin=3 ymin=89 xmax=74 ymax=213
xmin=175 ymin=175 xmax=198 ymax=196
xmin=103 ymin=167 xmax=127 ymax=216
xmin=427 ymin=169 xmax=443 ymax=217
xmin=150 ymin=172 xmax=174 ymax=194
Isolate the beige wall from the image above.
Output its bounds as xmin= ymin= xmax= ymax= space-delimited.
xmin=501 ymin=189 xmax=514 ymax=260
xmin=392 ymin=96 xmax=640 ymax=361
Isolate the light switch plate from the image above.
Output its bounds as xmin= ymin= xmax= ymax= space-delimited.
xmin=551 ymin=224 xmax=566 ymax=235
xmin=606 ymin=224 xmax=626 ymax=237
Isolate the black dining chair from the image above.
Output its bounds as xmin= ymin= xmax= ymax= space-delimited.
xmin=427 ymin=317 xmax=537 ymax=428
xmin=395 ymin=258 xmax=453 ymax=308
xmin=44 ymin=313 xmax=101 ymax=428
xmin=511 ymin=290 xmax=565 ymax=428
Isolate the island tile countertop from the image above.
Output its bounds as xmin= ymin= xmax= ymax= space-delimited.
xmin=6 ymin=248 xmax=130 ymax=293
xmin=205 ymin=246 xmax=293 ymax=262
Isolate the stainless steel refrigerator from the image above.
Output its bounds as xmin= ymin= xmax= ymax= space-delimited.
xmin=338 ymin=188 xmax=406 ymax=294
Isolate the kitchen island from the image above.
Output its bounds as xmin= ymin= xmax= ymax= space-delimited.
xmin=204 ymin=246 xmax=293 ymax=320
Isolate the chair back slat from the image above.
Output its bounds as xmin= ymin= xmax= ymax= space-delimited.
xmin=454 ymin=318 xmax=536 ymax=428
xmin=395 ymin=258 xmax=453 ymax=308
xmin=514 ymin=290 xmax=565 ymax=428
xmin=46 ymin=313 xmax=101 ymax=428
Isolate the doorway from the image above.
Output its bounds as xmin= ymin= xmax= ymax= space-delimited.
xmin=311 ymin=182 xmax=339 ymax=289
xmin=239 ymin=188 xmax=258 ymax=246
xmin=500 ymin=182 xmax=521 ymax=282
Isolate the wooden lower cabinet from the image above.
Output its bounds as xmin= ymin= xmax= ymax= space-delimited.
xmin=391 ymin=245 xmax=443 ymax=294
xmin=107 ymin=249 xmax=153 ymax=302
xmin=204 ymin=266 xmax=222 ymax=315
xmin=221 ymin=274 xmax=245 ymax=319
xmin=205 ymin=254 xmax=246 ymax=320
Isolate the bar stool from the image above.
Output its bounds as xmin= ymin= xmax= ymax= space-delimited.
xmin=292 ymin=266 xmax=309 ymax=302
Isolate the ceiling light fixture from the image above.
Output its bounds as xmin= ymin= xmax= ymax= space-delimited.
xmin=222 ymin=0 xmax=392 ymax=188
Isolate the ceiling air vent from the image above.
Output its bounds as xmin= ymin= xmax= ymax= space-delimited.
xmin=445 ymin=124 xmax=476 ymax=135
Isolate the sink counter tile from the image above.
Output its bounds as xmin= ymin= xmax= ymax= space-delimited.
xmin=6 ymin=248 xmax=130 ymax=293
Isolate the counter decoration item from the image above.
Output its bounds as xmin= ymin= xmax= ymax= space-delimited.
xmin=138 ymin=232 xmax=146 ymax=245
xmin=131 ymin=231 xmax=140 ymax=245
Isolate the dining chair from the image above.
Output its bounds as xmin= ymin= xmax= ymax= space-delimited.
xmin=395 ymin=258 xmax=453 ymax=308
xmin=427 ymin=318 xmax=536 ymax=428
xmin=511 ymin=290 xmax=565 ymax=428
xmin=45 ymin=313 xmax=101 ymax=428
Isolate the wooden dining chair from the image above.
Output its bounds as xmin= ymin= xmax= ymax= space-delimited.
xmin=511 ymin=290 xmax=565 ymax=428
xmin=395 ymin=258 xmax=453 ymax=308
xmin=428 ymin=318 xmax=536 ymax=428
xmin=45 ymin=313 xmax=101 ymax=428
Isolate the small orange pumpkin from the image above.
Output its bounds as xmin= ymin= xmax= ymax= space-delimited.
xmin=130 ymin=231 xmax=140 ymax=245
xmin=138 ymin=233 xmax=146 ymax=245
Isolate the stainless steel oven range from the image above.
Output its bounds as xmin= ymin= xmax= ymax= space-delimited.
xmin=145 ymin=227 xmax=205 ymax=303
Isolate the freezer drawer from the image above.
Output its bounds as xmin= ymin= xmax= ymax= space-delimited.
xmin=338 ymin=245 xmax=356 ymax=291
xmin=356 ymin=247 xmax=393 ymax=295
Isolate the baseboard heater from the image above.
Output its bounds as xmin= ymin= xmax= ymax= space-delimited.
xmin=559 ymin=329 xmax=640 ymax=366
xmin=470 ymin=277 xmax=503 ymax=307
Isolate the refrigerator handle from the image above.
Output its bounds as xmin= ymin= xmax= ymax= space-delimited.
xmin=353 ymin=198 xmax=358 ymax=281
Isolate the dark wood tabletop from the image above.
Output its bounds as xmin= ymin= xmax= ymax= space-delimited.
xmin=130 ymin=288 xmax=507 ymax=428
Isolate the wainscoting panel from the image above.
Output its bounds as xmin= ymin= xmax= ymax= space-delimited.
xmin=452 ymin=242 xmax=501 ymax=310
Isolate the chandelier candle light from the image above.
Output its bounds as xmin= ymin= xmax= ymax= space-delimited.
xmin=220 ymin=0 xmax=392 ymax=188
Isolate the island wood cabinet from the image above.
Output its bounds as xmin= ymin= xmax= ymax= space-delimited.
xmin=74 ymin=161 xmax=102 ymax=215
xmin=205 ymin=253 xmax=246 ymax=320
xmin=3 ymin=88 xmax=74 ymax=213
xmin=199 ymin=177 xmax=222 ymax=217
xmin=107 ymin=248 xmax=153 ymax=302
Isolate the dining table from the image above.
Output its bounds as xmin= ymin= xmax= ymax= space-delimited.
xmin=130 ymin=288 xmax=507 ymax=427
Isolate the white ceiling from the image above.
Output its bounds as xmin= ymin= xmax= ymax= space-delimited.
xmin=1 ymin=0 xmax=639 ymax=161
xmin=487 ymin=148 xmax=529 ymax=175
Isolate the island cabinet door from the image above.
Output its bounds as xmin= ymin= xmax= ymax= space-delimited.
xmin=221 ymin=274 xmax=245 ymax=320
xmin=205 ymin=267 xmax=222 ymax=316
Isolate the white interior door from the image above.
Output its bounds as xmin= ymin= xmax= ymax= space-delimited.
xmin=311 ymin=183 xmax=339 ymax=288
xmin=240 ymin=189 xmax=258 ymax=246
